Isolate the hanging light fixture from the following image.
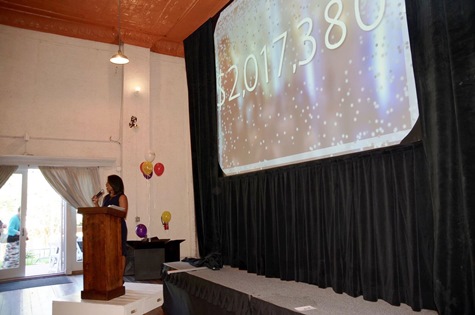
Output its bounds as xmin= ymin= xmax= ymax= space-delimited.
xmin=110 ymin=0 xmax=129 ymax=65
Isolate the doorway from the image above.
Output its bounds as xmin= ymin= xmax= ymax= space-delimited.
xmin=0 ymin=167 xmax=65 ymax=279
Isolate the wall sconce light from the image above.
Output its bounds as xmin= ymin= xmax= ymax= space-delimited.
xmin=129 ymin=116 xmax=138 ymax=128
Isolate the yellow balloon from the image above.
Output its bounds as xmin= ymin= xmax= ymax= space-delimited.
xmin=161 ymin=211 xmax=171 ymax=224
xmin=141 ymin=161 xmax=153 ymax=175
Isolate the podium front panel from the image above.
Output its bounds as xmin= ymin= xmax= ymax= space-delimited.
xmin=78 ymin=207 xmax=125 ymax=300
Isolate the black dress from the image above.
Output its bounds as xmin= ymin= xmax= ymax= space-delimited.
xmin=102 ymin=193 xmax=128 ymax=256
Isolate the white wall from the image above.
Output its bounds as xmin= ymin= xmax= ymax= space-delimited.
xmin=0 ymin=25 xmax=197 ymax=259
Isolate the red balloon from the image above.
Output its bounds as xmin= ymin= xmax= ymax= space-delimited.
xmin=139 ymin=162 xmax=145 ymax=174
xmin=154 ymin=162 xmax=165 ymax=176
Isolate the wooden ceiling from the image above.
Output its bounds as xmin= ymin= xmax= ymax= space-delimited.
xmin=0 ymin=0 xmax=230 ymax=57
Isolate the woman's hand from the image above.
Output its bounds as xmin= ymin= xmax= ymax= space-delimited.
xmin=91 ymin=195 xmax=100 ymax=206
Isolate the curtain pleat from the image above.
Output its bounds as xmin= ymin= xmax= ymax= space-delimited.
xmin=0 ymin=165 xmax=19 ymax=189
xmin=39 ymin=166 xmax=101 ymax=209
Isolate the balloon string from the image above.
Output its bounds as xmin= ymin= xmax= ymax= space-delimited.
xmin=148 ymin=178 xmax=151 ymax=228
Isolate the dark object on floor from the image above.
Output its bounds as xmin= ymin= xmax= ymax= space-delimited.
xmin=0 ymin=276 xmax=72 ymax=292
xmin=182 ymin=252 xmax=223 ymax=270
xmin=125 ymin=239 xmax=184 ymax=280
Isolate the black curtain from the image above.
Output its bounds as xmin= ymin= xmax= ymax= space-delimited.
xmin=217 ymin=144 xmax=434 ymax=310
xmin=404 ymin=0 xmax=475 ymax=314
xmin=184 ymin=0 xmax=475 ymax=313
xmin=184 ymin=21 xmax=222 ymax=257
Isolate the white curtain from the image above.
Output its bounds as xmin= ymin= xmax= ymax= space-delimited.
xmin=39 ymin=166 xmax=101 ymax=209
xmin=0 ymin=165 xmax=18 ymax=189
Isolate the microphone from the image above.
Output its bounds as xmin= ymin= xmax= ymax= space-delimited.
xmin=92 ymin=189 xmax=104 ymax=201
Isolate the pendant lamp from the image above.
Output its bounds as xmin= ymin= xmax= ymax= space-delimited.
xmin=110 ymin=0 xmax=129 ymax=65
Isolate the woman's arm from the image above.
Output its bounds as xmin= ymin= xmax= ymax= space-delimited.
xmin=119 ymin=194 xmax=128 ymax=218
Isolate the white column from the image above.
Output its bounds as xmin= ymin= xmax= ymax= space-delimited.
xmin=120 ymin=44 xmax=152 ymax=236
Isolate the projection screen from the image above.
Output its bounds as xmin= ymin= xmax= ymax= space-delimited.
xmin=215 ymin=0 xmax=419 ymax=175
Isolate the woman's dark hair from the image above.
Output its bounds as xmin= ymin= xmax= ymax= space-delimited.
xmin=108 ymin=175 xmax=124 ymax=195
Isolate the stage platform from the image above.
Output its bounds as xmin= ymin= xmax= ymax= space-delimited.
xmin=52 ymin=282 xmax=163 ymax=315
xmin=163 ymin=262 xmax=437 ymax=315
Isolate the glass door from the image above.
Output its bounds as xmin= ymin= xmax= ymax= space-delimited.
xmin=0 ymin=167 xmax=66 ymax=280
xmin=0 ymin=169 xmax=27 ymax=279
xmin=24 ymin=168 xmax=65 ymax=276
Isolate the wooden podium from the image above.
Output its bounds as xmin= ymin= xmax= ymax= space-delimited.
xmin=78 ymin=206 xmax=126 ymax=300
